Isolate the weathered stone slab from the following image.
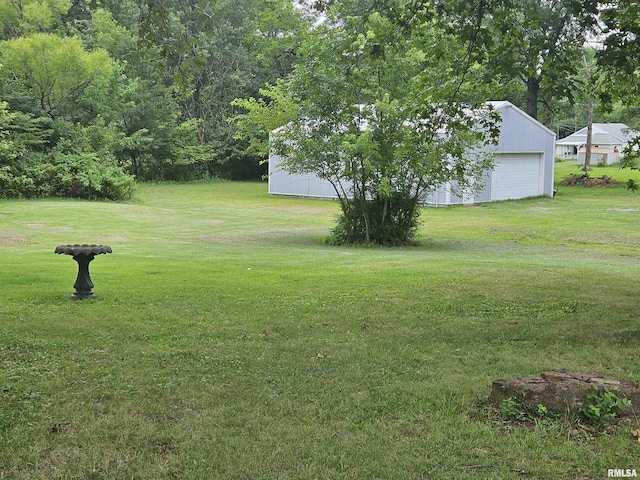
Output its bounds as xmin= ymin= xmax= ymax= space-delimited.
xmin=491 ymin=369 xmax=640 ymax=416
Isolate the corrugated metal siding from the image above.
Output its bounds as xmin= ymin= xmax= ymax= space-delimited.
xmin=475 ymin=171 xmax=492 ymax=203
xmin=496 ymin=107 xmax=548 ymax=152
xmin=268 ymin=101 xmax=556 ymax=202
xmin=494 ymin=105 xmax=555 ymax=197
xmin=268 ymin=152 xmax=340 ymax=198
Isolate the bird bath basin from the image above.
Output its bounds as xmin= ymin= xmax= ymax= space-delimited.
xmin=55 ymin=244 xmax=112 ymax=299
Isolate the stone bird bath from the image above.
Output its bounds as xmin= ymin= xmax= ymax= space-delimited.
xmin=55 ymin=244 xmax=112 ymax=299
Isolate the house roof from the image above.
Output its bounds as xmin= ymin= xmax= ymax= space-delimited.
xmin=556 ymin=123 xmax=637 ymax=146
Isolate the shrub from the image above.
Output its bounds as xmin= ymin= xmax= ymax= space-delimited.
xmin=0 ymin=154 xmax=135 ymax=200
xmin=330 ymin=194 xmax=420 ymax=246
xmin=0 ymin=166 xmax=40 ymax=198
xmin=45 ymin=154 xmax=135 ymax=200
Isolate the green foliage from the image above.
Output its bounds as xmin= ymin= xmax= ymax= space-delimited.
xmin=0 ymin=0 xmax=71 ymax=38
xmin=619 ymin=136 xmax=640 ymax=173
xmin=238 ymin=2 xmax=500 ymax=245
xmin=85 ymin=8 xmax=135 ymax=59
xmin=0 ymin=165 xmax=37 ymax=197
xmin=41 ymin=154 xmax=135 ymax=200
xmin=598 ymin=0 xmax=640 ymax=103
xmin=619 ymin=156 xmax=638 ymax=170
xmin=231 ymin=84 xmax=298 ymax=157
xmin=536 ymin=403 xmax=550 ymax=417
xmin=499 ymin=396 xmax=557 ymax=422
xmin=0 ymin=101 xmax=22 ymax=162
xmin=499 ymin=397 xmax=521 ymax=420
xmin=130 ymin=0 xmax=308 ymax=180
xmin=579 ymin=387 xmax=632 ymax=426
xmin=111 ymin=116 xmax=216 ymax=182
xmin=0 ymin=153 xmax=134 ymax=200
xmin=488 ymin=0 xmax=599 ymax=121
xmin=0 ymin=110 xmax=53 ymax=153
xmin=2 ymin=0 xmax=638 ymax=189
xmin=0 ymin=33 xmax=113 ymax=120
xmin=0 ymin=102 xmax=133 ymax=199
xmin=626 ymin=179 xmax=639 ymax=193
xmin=331 ymin=194 xmax=420 ymax=246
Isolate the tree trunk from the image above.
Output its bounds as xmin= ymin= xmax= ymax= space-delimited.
xmin=584 ymin=103 xmax=593 ymax=171
xmin=526 ymin=77 xmax=540 ymax=120
xmin=582 ymin=52 xmax=593 ymax=172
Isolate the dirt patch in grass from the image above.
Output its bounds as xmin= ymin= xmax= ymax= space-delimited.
xmin=23 ymin=223 xmax=75 ymax=231
xmin=97 ymin=236 xmax=130 ymax=243
xmin=197 ymin=234 xmax=228 ymax=244
xmin=198 ymin=227 xmax=325 ymax=245
xmin=0 ymin=231 xmax=29 ymax=246
xmin=274 ymin=205 xmax=333 ymax=215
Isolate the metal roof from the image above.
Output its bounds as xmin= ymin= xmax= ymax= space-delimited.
xmin=556 ymin=123 xmax=638 ymax=146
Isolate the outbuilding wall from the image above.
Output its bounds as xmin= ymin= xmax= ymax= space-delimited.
xmin=268 ymin=101 xmax=556 ymax=205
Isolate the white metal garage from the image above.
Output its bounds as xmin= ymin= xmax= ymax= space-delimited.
xmin=268 ymin=101 xmax=556 ymax=205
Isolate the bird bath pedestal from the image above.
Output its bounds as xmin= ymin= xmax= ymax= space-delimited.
xmin=55 ymin=244 xmax=112 ymax=299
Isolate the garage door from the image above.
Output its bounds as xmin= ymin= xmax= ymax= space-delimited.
xmin=490 ymin=153 xmax=543 ymax=201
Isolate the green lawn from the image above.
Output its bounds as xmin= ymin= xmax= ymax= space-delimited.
xmin=1 ymin=177 xmax=639 ymax=479
xmin=555 ymin=158 xmax=640 ymax=184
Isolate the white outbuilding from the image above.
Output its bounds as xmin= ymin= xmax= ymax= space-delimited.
xmin=555 ymin=123 xmax=638 ymax=165
xmin=268 ymin=101 xmax=556 ymax=205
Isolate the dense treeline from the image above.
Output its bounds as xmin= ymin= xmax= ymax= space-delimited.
xmin=0 ymin=0 xmax=637 ymax=200
xmin=0 ymin=0 xmax=307 ymax=198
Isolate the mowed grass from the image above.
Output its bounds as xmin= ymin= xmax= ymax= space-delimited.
xmin=555 ymin=158 xmax=640 ymax=184
xmin=0 ymin=176 xmax=639 ymax=479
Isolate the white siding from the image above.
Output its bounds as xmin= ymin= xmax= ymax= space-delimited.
xmin=268 ymin=152 xmax=339 ymax=198
xmin=268 ymin=101 xmax=556 ymax=204
xmin=491 ymin=153 xmax=544 ymax=201
xmin=491 ymin=103 xmax=555 ymax=197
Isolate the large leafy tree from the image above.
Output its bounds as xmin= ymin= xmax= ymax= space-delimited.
xmin=597 ymin=0 xmax=640 ymax=163
xmin=236 ymin=0 xmax=500 ymax=245
xmin=598 ymin=0 xmax=640 ymax=103
xmin=0 ymin=29 xmax=136 ymax=200
xmin=0 ymin=33 xmax=113 ymax=121
xmin=488 ymin=0 xmax=598 ymax=123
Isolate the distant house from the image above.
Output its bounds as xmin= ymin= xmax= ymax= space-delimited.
xmin=555 ymin=123 xmax=638 ymax=165
xmin=269 ymin=101 xmax=556 ymax=206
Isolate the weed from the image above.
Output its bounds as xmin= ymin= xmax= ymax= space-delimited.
xmin=499 ymin=397 xmax=521 ymax=420
xmin=579 ymin=386 xmax=632 ymax=426
xmin=625 ymin=178 xmax=639 ymax=192
xmin=499 ymin=396 xmax=557 ymax=422
xmin=536 ymin=403 xmax=549 ymax=417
